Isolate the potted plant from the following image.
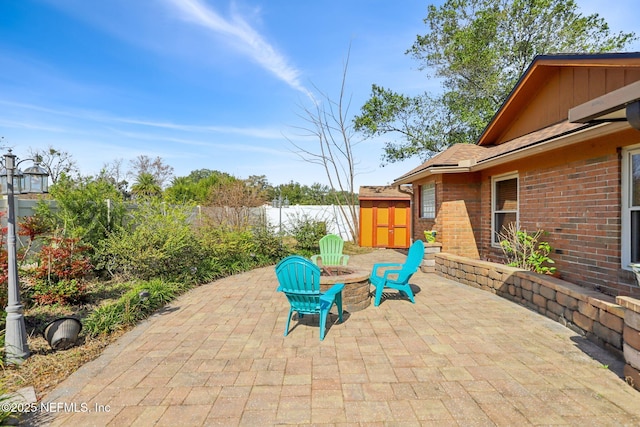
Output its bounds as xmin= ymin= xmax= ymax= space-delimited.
xmin=424 ymin=230 xmax=437 ymax=243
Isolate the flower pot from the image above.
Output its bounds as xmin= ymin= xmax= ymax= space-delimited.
xmin=43 ymin=317 xmax=82 ymax=351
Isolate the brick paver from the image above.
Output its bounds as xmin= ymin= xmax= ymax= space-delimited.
xmin=28 ymin=249 xmax=640 ymax=426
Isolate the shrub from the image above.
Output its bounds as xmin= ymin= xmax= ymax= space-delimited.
xmin=83 ymin=279 xmax=192 ymax=337
xmin=498 ymin=223 xmax=556 ymax=275
xmin=36 ymin=174 xmax=126 ymax=255
xmin=287 ymin=214 xmax=326 ymax=256
xmin=31 ymin=279 xmax=86 ymax=305
xmin=198 ymin=226 xmax=258 ymax=278
xmin=35 ymin=237 xmax=93 ymax=284
xmin=96 ymin=201 xmax=207 ymax=283
xmin=250 ymin=225 xmax=289 ymax=265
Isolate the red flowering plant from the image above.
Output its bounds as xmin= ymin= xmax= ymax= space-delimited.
xmin=31 ymin=236 xmax=92 ymax=305
xmin=0 ymin=212 xmax=52 ymax=307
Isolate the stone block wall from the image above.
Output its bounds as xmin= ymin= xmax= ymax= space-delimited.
xmin=618 ymin=297 xmax=640 ymax=391
xmin=420 ymin=242 xmax=442 ymax=273
xmin=435 ymin=252 xmax=640 ymax=391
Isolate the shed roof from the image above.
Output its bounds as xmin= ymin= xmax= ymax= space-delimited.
xmin=359 ymin=185 xmax=412 ymax=200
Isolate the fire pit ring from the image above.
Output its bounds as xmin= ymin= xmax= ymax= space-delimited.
xmin=319 ymin=266 xmax=370 ymax=312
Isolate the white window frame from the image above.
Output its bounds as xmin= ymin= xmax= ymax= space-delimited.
xmin=621 ymin=145 xmax=640 ymax=270
xmin=491 ymin=172 xmax=519 ymax=247
xmin=420 ymin=182 xmax=436 ymax=219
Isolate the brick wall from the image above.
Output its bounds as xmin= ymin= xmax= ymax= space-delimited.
xmin=478 ymin=144 xmax=638 ymax=298
xmin=413 ymin=173 xmax=481 ymax=259
xmin=409 ymin=131 xmax=640 ymax=298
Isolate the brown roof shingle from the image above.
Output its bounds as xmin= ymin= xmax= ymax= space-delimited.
xmin=394 ymin=120 xmax=595 ymax=183
xmin=358 ymin=185 xmax=412 ymax=199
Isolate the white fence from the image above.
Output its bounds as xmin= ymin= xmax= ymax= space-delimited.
xmin=1 ymin=198 xmax=358 ymax=243
xmin=264 ymin=204 xmax=357 ymax=242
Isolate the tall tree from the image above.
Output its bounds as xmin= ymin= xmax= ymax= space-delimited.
xmin=99 ymin=158 xmax=129 ymax=197
xmin=288 ymin=51 xmax=360 ymax=242
xmin=131 ymin=172 xmax=162 ymax=199
xmin=129 ymin=155 xmax=174 ymax=188
xmin=28 ymin=146 xmax=78 ymax=183
xmin=164 ymin=169 xmax=236 ymax=204
xmin=354 ymin=0 xmax=637 ymax=163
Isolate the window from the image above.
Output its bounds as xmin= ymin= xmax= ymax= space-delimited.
xmin=622 ymin=147 xmax=640 ymax=268
xmin=492 ymin=174 xmax=518 ymax=245
xmin=420 ymin=183 xmax=435 ymax=218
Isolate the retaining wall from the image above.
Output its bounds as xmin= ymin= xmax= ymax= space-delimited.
xmin=435 ymin=252 xmax=640 ymax=391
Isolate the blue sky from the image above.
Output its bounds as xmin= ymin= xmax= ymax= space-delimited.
xmin=1 ymin=0 xmax=638 ymax=189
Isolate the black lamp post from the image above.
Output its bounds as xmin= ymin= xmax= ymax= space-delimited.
xmin=1 ymin=149 xmax=49 ymax=364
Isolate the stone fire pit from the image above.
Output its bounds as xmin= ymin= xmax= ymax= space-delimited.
xmin=319 ymin=266 xmax=371 ymax=312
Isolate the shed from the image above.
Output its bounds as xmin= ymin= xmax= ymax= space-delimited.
xmin=359 ymin=185 xmax=412 ymax=248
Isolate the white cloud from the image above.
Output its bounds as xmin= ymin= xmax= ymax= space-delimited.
xmin=162 ymin=0 xmax=314 ymax=100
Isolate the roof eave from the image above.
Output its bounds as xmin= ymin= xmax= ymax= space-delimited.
xmin=393 ymin=166 xmax=472 ymax=185
xmin=393 ymin=121 xmax=631 ymax=184
xmin=470 ymin=121 xmax=629 ymax=171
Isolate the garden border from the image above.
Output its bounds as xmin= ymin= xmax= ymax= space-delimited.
xmin=434 ymin=252 xmax=640 ymax=391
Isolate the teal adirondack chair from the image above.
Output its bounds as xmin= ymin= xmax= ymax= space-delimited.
xmin=310 ymin=234 xmax=350 ymax=267
xmin=369 ymin=240 xmax=424 ymax=306
xmin=275 ymin=255 xmax=344 ymax=340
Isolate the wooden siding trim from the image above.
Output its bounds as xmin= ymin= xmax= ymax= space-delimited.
xmin=569 ymin=80 xmax=640 ymax=123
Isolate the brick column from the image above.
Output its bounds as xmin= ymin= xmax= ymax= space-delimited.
xmin=420 ymin=243 xmax=442 ymax=273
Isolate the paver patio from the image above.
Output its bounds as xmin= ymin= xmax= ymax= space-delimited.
xmin=28 ymin=249 xmax=640 ymax=426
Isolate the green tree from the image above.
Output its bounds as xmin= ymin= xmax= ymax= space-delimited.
xmin=131 ymin=172 xmax=162 ymax=199
xmin=128 ymin=155 xmax=174 ymax=188
xmin=28 ymin=145 xmax=78 ymax=184
xmin=164 ymin=169 xmax=237 ymax=204
xmin=354 ymin=0 xmax=637 ymax=163
xmin=36 ymin=173 xmax=126 ymax=251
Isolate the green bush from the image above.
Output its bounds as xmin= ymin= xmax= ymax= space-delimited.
xmin=498 ymin=223 xmax=556 ymax=275
xmin=287 ymin=215 xmax=326 ymax=256
xmin=83 ymin=279 xmax=191 ymax=337
xmin=36 ymin=174 xmax=126 ymax=254
xmin=31 ymin=279 xmax=86 ymax=305
xmin=96 ymin=201 xmax=208 ymax=283
xmin=250 ymin=225 xmax=290 ymax=265
xmin=197 ymin=225 xmax=288 ymax=279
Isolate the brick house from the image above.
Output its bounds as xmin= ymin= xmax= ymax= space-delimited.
xmin=394 ymin=53 xmax=640 ymax=298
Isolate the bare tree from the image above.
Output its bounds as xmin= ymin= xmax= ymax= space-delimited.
xmin=128 ymin=155 xmax=174 ymax=188
xmin=28 ymin=146 xmax=78 ymax=183
xmin=206 ymin=180 xmax=265 ymax=229
xmin=287 ymin=51 xmax=360 ymax=242
xmin=100 ymin=158 xmax=129 ymax=196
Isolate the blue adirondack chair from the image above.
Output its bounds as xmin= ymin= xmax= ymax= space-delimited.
xmin=275 ymin=255 xmax=344 ymax=340
xmin=369 ymin=240 xmax=424 ymax=306
xmin=310 ymin=234 xmax=350 ymax=267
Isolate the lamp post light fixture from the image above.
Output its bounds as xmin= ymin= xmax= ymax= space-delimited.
xmin=1 ymin=149 xmax=49 ymax=364
xmin=272 ymin=193 xmax=289 ymax=235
